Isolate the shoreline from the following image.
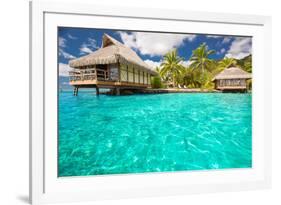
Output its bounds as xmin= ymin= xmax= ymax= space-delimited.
xmin=59 ymin=88 xmax=253 ymax=95
xmin=139 ymin=88 xmax=221 ymax=94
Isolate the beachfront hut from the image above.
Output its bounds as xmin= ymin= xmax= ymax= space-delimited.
xmin=69 ymin=34 xmax=157 ymax=95
xmin=212 ymin=67 xmax=252 ymax=91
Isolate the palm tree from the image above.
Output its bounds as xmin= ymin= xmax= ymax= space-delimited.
xmin=190 ymin=43 xmax=215 ymax=73
xmin=237 ymin=54 xmax=252 ymax=73
xmin=189 ymin=43 xmax=215 ymax=87
xmin=182 ymin=67 xmax=198 ymax=88
xmin=160 ymin=49 xmax=184 ymax=87
xmin=243 ymin=61 xmax=252 ymax=73
xmin=155 ymin=66 xmax=168 ymax=86
xmin=218 ymin=58 xmax=237 ymax=69
xmin=155 ymin=66 xmax=161 ymax=73
xmin=213 ymin=58 xmax=237 ymax=75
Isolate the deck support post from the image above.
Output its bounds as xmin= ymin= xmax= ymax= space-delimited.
xmin=96 ymin=86 xmax=100 ymax=96
xmin=116 ymin=88 xmax=120 ymax=96
xmin=73 ymin=87 xmax=79 ymax=96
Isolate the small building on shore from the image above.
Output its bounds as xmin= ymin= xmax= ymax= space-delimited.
xmin=212 ymin=67 xmax=252 ymax=92
xmin=68 ymin=34 xmax=157 ymax=95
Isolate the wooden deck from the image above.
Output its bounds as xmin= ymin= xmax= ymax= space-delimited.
xmin=69 ymin=79 xmax=149 ymax=88
xmin=216 ymin=86 xmax=247 ymax=90
xmin=69 ymin=69 xmax=149 ymax=89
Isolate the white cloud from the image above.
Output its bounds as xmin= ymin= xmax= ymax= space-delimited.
xmin=180 ymin=60 xmax=192 ymax=67
xmin=58 ymin=36 xmax=76 ymax=59
xmin=59 ymin=48 xmax=76 ymax=59
xmin=59 ymin=37 xmax=66 ymax=47
xmin=222 ymin=37 xmax=232 ymax=44
xmin=80 ymin=37 xmax=98 ymax=54
xmin=225 ymin=37 xmax=252 ymax=59
xmin=217 ymin=48 xmax=226 ymax=55
xmin=144 ymin=59 xmax=162 ymax=70
xmin=118 ymin=32 xmax=196 ymax=56
xmin=144 ymin=59 xmax=192 ymax=70
xmin=206 ymin=35 xmax=222 ymax=38
xmin=59 ymin=63 xmax=73 ymax=76
xmin=206 ymin=35 xmax=232 ymax=44
xmin=79 ymin=46 xmax=94 ymax=54
xmin=87 ymin=38 xmax=98 ymax=47
xmin=67 ymin=34 xmax=77 ymax=40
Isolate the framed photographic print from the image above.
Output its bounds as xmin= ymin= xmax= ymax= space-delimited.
xmin=30 ymin=1 xmax=272 ymax=204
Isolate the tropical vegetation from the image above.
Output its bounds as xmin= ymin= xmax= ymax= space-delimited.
xmin=159 ymin=49 xmax=184 ymax=87
xmin=152 ymin=43 xmax=252 ymax=90
xmin=151 ymin=75 xmax=163 ymax=89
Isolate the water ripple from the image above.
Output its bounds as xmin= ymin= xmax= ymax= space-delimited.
xmin=59 ymin=92 xmax=252 ymax=176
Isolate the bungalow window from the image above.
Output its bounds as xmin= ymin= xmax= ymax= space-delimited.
xmin=109 ymin=64 xmax=119 ymax=81
xmin=128 ymin=66 xmax=134 ymax=82
xmin=120 ymin=65 xmax=127 ymax=82
xmin=134 ymin=69 xmax=139 ymax=83
xmin=139 ymin=71 xmax=143 ymax=84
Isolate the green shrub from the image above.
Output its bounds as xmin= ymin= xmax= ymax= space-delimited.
xmin=151 ymin=76 xmax=163 ymax=89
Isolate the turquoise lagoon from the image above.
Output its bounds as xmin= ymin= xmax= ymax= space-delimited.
xmin=58 ymin=92 xmax=252 ymax=177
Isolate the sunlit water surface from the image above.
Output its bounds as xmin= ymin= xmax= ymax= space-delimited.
xmin=59 ymin=91 xmax=252 ymax=176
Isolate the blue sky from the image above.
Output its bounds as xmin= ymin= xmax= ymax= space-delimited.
xmin=58 ymin=27 xmax=252 ymax=76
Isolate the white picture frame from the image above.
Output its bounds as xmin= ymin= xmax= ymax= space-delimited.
xmin=30 ymin=1 xmax=272 ymax=204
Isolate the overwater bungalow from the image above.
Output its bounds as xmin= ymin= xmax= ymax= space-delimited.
xmin=212 ymin=67 xmax=252 ymax=92
xmin=68 ymin=34 xmax=157 ymax=95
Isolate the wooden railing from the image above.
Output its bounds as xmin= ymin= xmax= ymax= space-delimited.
xmin=69 ymin=68 xmax=109 ymax=82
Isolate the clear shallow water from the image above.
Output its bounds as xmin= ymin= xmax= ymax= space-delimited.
xmin=58 ymin=92 xmax=252 ymax=177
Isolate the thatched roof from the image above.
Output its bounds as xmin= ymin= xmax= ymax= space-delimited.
xmin=212 ymin=67 xmax=252 ymax=81
xmin=69 ymin=34 xmax=157 ymax=75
